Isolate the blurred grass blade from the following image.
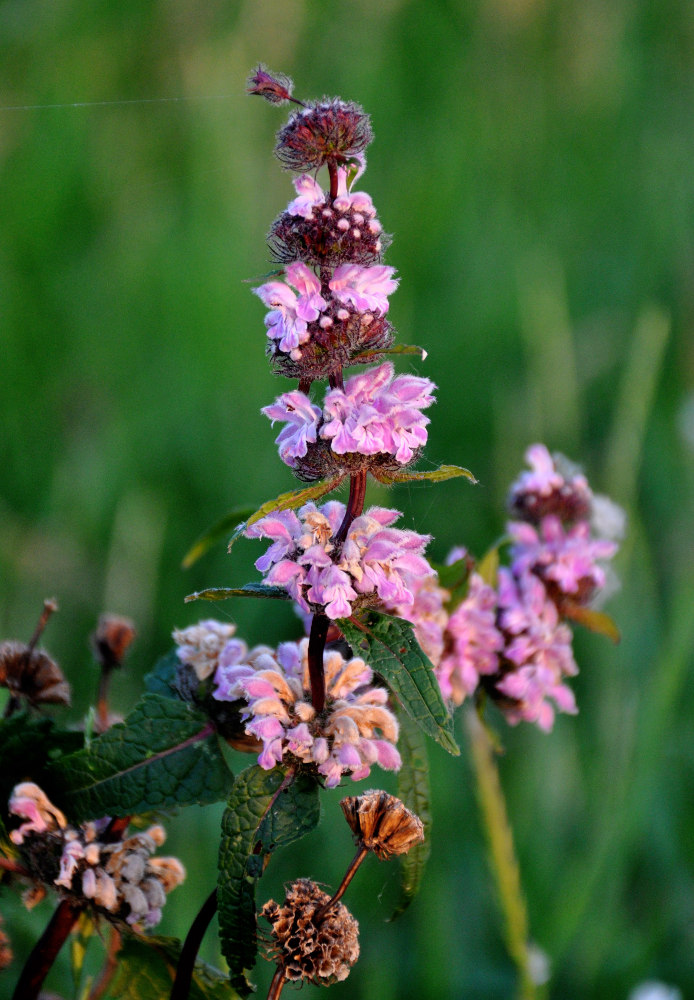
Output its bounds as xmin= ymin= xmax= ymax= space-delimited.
xmin=604 ymin=305 xmax=670 ymax=503
xmin=182 ymin=507 xmax=256 ymax=569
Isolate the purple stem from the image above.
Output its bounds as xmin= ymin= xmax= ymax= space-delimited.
xmin=333 ymin=469 xmax=367 ymax=546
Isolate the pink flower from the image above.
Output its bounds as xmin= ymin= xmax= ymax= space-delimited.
xmin=508 ymin=443 xmax=593 ymax=523
xmin=321 ymin=362 xmax=435 ymax=465
xmin=262 ymin=391 xmax=322 ymax=465
xmin=508 ymin=516 xmax=617 ymax=602
xmin=213 ymin=639 xmax=401 ymax=786
xmin=247 ymin=501 xmax=433 ymax=620
xmin=286 ymin=174 xmax=325 ymax=218
xmin=437 ymin=574 xmax=504 ymax=705
xmin=329 ymin=264 xmax=398 ymax=315
xmin=254 ymin=261 xmax=327 ymax=356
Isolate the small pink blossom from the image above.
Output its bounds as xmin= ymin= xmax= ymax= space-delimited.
xmin=438 ymin=574 xmax=504 ymax=705
xmin=254 ymin=261 xmax=327 ymax=355
xmin=262 ymin=391 xmax=322 ymax=465
xmin=286 ymin=174 xmax=326 ymax=218
xmin=329 ymin=264 xmax=398 ymax=315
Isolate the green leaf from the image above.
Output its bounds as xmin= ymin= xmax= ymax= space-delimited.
xmin=476 ymin=545 xmax=500 ymax=588
xmin=0 ymin=714 xmax=82 ymax=822
xmin=218 ymin=766 xmax=320 ymax=996
xmin=563 ymin=602 xmax=621 ymax=643
xmin=351 ymin=343 xmax=428 ymax=362
xmin=375 ymin=463 xmax=478 ymax=486
xmin=391 ymin=711 xmax=432 ymax=919
xmin=338 ymin=612 xmax=459 ymax=756
xmin=227 ymin=477 xmax=344 ymax=551
xmin=185 ymin=584 xmax=291 ymax=604
xmin=182 ymin=507 xmax=257 ymax=569
xmin=102 ymin=934 xmax=237 ymax=1000
xmin=144 ymin=650 xmax=182 ymax=699
xmin=49 ymin=694 xmax=233 ymax=820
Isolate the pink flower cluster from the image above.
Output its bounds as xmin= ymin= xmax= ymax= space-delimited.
xmin=212 ymin=636 xmax=401 ymax=787
xmin=246 ymin=501 xmax=433 ymax=620
xmin=9 ymin=783 xmax=185 ymax=926
xmin=390 ymin=445 xmax=622 ymax=731
xmin=254 ymin=259 xmax=397 ymax=361
xmin=262 ymin=361 xmax=435 ymax=469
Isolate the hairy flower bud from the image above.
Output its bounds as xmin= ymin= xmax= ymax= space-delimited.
xmin=92 ymin=614 xmax=136 ymax=670
xmin=247 ymin=64 xmax=295 ymax=105
xmin=261 ymin=878 xmax=359 ymax=984
xmin=340 ymin=790 xmax=424 ymax=859
xmin=0 ymin=640 xmax=70 ymax=708
xmin=275 ymin=99 xmax=373 ymax=172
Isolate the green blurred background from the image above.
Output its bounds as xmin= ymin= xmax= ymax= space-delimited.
xmin=2 ymin=0 xmax=694 ymax=996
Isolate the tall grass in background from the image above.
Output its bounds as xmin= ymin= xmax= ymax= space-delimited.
xmin=1 ymin=1 xmax=693 ymax=996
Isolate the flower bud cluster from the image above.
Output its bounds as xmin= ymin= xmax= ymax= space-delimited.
xmin=8 ymin=783 xmax=185 ymax=927
xmin=263 ymin=361 xmax=435 ymax=479
xmin=246 ymin=501 xmax=433 ymax=620
xmin=390 ymin=445 xmax=622 ymax=731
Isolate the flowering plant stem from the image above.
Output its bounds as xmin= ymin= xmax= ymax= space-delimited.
xmin=465 ymin=709 xmax=541 ymax=1000
xmin=315 ymin=844 xmax=369 ymax=921
xmin=11 ymin=898 xmax=82 ymax=1000
xmin=266 ymin=966 xmax=287 ymax=1000
xmin=170 ymin=887 xmax=218 ymax=1000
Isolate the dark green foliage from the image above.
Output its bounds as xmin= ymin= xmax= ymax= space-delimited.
xmin=391 ymin=710 xmax=432 ymax=919
xmin=217 ymin=766 xmax=320 ymax=996
xmin=102 ymin=934 xmax=237 ymax=1000
xmin=144 ymin=649 xmax=182 ymax=699
xmin=339 ymin=612 xmax=459 ymax=756
xmin=49 ymin=694 xmax=232 ymax=820
xmin=0 ymin=714 xmax=82 ymax=822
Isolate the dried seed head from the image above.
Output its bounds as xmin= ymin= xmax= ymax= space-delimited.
xmin=0 ymin=640 xmax=70 ymax=708
xmin=247 ymin=65 xmax=296 ymax=106
xmin=261 ymin=878 xmax=359 ymax=985
xmin=92 ymin=614 xmax=136 ymax=669
xmin=275 ymin=99 xmax=373 ymax=172
xmin=340 ymin=790 xmax=425 ymax=860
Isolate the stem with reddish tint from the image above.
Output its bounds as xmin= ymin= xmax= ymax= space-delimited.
xmin=333 ymin=469 xmax=367 ymax=546
xmin=11 ymin=898 xmax=81 ymax=1000
xmin=327 ymin=160 xmax=339 ymax=202
xmin=307 ymin=613 xmax=329 ymax=713
xmin=170 ymin=888 xmax=218 ymax=1000
xmin=266 ymin=966 xmax=287 ymax=1000
xmin=88 ymin=926 xmax=121 ymax=1000
xmin=315 ymin=845 xmax=368 ymax=922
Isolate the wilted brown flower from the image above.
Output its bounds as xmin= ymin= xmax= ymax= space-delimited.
xmin=340 ymin=789 xmax=424 ymax=860
xmin=0 ymin=641 xmax=70 ymax=708
xmin=91 ymin=614 xmax=136 ymax=670
xmin=261 ymin=878 xmax=359 ymax=985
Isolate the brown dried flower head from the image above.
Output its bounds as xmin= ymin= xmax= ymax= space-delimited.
xmin=0 ymin=640 xmax=70 ymax=708
xmin=261 ymin=878 xmax=359 ymax=985
xmin=247 ymin=65 xmax=295 ymax=105
xmin=340 ymin=789 xmax=425 ymax=860
xmin=275 ymin=99 xmax=373 ymax=172
xmin=92 ymin=614 xmax=136 ymax=669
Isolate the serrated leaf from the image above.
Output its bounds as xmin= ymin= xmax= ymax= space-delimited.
xmin=376 ymin=463 xmax=478 ymax=486
xmin=338 ymin=612 xmax=459 ymax=756
xmin=182 ymin=507 xmax=257 ymax=569
xmin=351 ymin=343 xmax=428 ymax=362
xmin=103 ymin=934 xmax=237 ymax=1000
xmin=0 ymin=714 xmax=83 ymax=822
xmin=185 ymin=584 xmax=291 ymax=604
xmin=391 ymin=711 xmax=432 ymax=919
xmin=49 ymin=694 xmax=232 ymax=820
xmin=563 ymin=602 xmax=621 ymax=642
xmin=218 ymin=766 xmax=320 ymax=996
xmin=144 ymin=650 xmax=182 ymax=698
xmin=227 ymin=477 xmax=344 ymax=552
